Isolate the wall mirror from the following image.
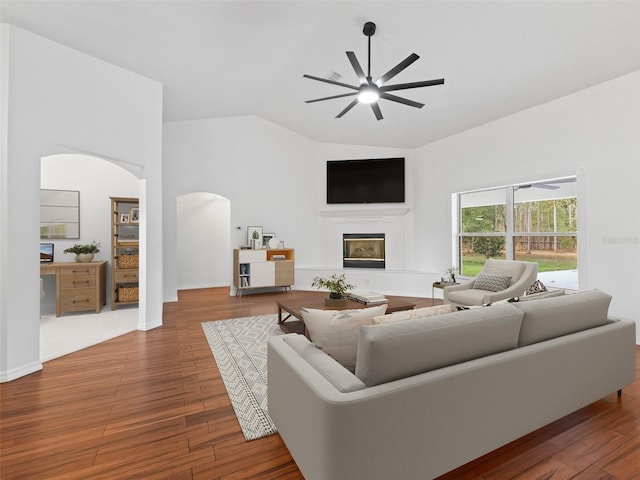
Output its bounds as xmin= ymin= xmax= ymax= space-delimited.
xmin=40 ymin=189 xmax=80 ymax=239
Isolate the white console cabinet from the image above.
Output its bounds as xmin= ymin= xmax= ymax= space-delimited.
xmin=233 ymin=248 xmax=294 ymax=297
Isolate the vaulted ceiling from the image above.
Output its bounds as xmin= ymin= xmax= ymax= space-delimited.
xmin=2 ymin=1 xmax=640 ymax=148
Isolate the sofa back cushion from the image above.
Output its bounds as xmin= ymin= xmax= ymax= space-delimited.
xmin=355 ymin=304 xmax=524 ymax=387
xmin=513 ymin=289 xmax=612 ymax=347
xmin=372 ymin=303 xmax=454 ymax=324
xmin=301 ymin=304 xmax=388 ymax=371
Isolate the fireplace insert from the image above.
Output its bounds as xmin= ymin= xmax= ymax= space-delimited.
xmin=343 ymin=233 xmax=385 ymax=269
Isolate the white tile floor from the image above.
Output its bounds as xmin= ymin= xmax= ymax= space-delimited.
xmin=40 ymin=304 xmax=139 ymax=362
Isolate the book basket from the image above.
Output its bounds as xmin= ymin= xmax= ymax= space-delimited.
xmin=118 ymin=286 xmax=139 ymax=302
xmin=119 ymin=254 xmax=139 ymax=269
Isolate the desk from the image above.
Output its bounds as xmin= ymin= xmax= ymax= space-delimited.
xmin=41 ymin=261 xmax=107 ymax=317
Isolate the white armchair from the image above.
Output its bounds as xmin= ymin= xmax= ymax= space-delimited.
xmin=444 ymin=259 xmax=538 ymax=307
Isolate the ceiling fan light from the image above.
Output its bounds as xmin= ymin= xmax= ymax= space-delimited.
xmin=358 ymin=87 xmax=379 ymax=104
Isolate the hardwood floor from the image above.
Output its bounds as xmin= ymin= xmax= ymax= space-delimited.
xmin=1 ymin=287 xmax=638 ymax=479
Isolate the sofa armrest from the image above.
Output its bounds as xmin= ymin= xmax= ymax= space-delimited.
xmin=443 ymin=280 xmax=473 ymax=303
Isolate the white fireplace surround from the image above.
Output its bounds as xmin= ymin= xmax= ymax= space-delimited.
xmin=294 ymin=207 xmax=442 ymax=298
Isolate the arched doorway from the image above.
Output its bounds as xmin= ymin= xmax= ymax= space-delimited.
xmin=39 ymin=154 xmax=141 ymax=361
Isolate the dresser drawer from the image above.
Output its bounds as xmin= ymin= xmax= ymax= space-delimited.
xmin=60 ymin=273 xmax=96 ymax=290
xmin=115 ymin=269 xmax=138 ymax=283
xmin=60 ymin=288 xmax=97 ymax=311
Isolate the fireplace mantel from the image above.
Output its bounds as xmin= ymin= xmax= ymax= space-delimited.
xmin=318 ymin=207 xmax=410 ymax=218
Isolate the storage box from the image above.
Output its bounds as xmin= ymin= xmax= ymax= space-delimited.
xmin=118 ymin=286 xmax=139 ymax=302
xmin=119 ymin=254 xmax=139 ymax=269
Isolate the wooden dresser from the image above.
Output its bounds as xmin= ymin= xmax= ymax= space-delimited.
xmin=40 ymin=261 xmax=108 ymax=317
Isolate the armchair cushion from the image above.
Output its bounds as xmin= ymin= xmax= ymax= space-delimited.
xmin=473 ymin=273 xmax=511 ymax=292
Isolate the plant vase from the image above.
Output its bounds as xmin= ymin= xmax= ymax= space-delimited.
xmin=76 ymin=253 xmax=94 ymax=263
xmin=252 ymin=239 xmax=262 ymax=249
xmin=324 ymin=293 xmax=348 ymax=307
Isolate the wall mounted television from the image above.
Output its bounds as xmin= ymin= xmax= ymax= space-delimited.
xmin=326 ymin=157 xmax=405 ymax=204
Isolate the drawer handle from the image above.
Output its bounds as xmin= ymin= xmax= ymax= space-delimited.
xmin=72 ymin=281 xmax=90 ymax=285
xmin=123 ymin=274 xmax=137 ymax=278
xmin=72 ymin=298 xmax=90 ymax=304
xmin=72 ymin=270 xmax=91 ymax=274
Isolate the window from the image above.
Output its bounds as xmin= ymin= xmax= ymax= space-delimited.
xmin=457 ymin=178 xmax=577 ymax=290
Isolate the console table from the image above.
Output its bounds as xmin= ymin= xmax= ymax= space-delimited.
xmin=40 ymin=261 xmax=107 ymax=317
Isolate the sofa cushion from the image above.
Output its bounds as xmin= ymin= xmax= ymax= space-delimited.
xmin=282 ymin=334 xmax=366 ymax=393
xmin=301 ymin=304 xmax=388 ymax=370
xmin=355 ymin=304 xmax=524 ymax=387
xmin=372 ymin=303 xmax=454 ymax=325
xmin=473 ymin=273 xmax=511 ymax=292
xmin=513 ymin=289 xmax=611 ymax=347
xmin=525 ymin=280 xmax=547 ymax=295
xmin=516 ymin=289 xmax=565 ymax=302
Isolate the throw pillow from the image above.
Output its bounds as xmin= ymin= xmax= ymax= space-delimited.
xmin=301 ymin=304 xmax=388 ymax=370
xmin=472 ymin=273 xmax=511 ymax=292
xmin=525 ymin=280 xmax=547 ymax=295
xmin=372 ymin=304 xmax=454 ymax=324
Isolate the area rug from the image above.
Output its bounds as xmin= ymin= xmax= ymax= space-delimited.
xmin=201 ymin=314 xmax=284 ymax=441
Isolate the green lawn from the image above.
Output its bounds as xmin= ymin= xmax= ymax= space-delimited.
xmin=461 ymin=253 xmax=577 ymax=277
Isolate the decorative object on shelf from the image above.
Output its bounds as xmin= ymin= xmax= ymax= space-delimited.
xmin=129 ymin=207 xmax=140 ymax=223
xmin=248 ymin=226 xmax=263 ymax=249
xmin=63 ymin=240 xmax=101 ymax=262
xmin=263 ymin=232 xmax=276 ymax=248
xmin=119 ymin=213 xmax=130 ymax=223
xmin=268 ymin=237 xmax=279 ymax=249
xmin=311 ymin=273 xmax=356 ymax=306
xmin=446 ymin=266 xmax=457 ymax=283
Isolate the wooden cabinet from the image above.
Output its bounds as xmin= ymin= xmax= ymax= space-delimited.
xmin=110 ymin=197 xmax=139 ymax=309
xmin=41 ymin=261 xmax=107 ymax=317
xmin=233 ymin=248 xmax=294 ymax=297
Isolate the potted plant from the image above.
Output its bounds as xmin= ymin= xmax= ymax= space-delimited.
xmin=63 ymin=240 xmax=101 ymax=263
xmin=312 ymin=273 xmax=356 ymax=306
xmin=446 ymin=266 xmax=457 ymax=283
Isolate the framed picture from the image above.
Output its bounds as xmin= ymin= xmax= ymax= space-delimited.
xmin=40 ymin=243 xmax=54 ymax=263
xmin=120 ymin=213 xmax=130 ymax=224
xmin=247 ymin=226 xmax=263 ymax=247
xmin=262 ymin=233 xmax=276 ymax=248
xmin=129 ymin=207 xmax=140 ymax=223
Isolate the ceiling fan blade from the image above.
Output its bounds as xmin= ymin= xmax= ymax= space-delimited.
xmin=346 ymin=51 xmax=367 ymax=83
xmin=380 ymin=92 xmax=424 ymax=109
xmin=376 ymin=53 xmax=420 ymax=85
xmin=336 ymin=99 xmax=359 ymax=118
xmin=371 ymin=102 xmax=383 ymax=121
xmin=380 ymin=78 xmax=445 ymax=92
xmin=305 ymin=92 xmax=358 ymax=103
xmin=303 ymin=74 xmax=359 ymax=91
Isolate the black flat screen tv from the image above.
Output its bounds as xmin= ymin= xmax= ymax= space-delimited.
xmin=326 ymin=157 xmax=405 ymax=204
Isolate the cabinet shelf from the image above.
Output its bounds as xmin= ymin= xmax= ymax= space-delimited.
xmin=110 ymin=197 xmax=139 ymax=309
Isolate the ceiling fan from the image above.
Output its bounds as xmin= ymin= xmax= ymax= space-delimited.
xmin=303 ymin=21 xmax=444 ymax=120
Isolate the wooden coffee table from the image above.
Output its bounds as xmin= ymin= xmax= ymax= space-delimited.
xmin=276 ymin=293 xmax=416 ymax=337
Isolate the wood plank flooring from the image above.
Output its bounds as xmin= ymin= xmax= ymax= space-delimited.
xmin=1 ymin=287 xmax=638 ymax=479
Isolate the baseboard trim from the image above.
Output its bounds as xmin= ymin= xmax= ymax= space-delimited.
xmin=0 ymin=360 xmax=43 ymax=383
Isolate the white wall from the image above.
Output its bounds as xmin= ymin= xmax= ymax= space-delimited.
xmin=414 ymin=70 xmax=640 ymax=340
xmin=176 ymin=193 xmax=230 ymax=289
xmin=0 ymin=25 xmax=163 ymax=382
xmin=41 ymin=154 xmax=139 ymax=305
xmin=162 ymin=115 xmax=319 ymax=301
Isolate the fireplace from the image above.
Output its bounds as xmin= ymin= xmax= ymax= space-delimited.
xmin=343 ymin=234 xmax=385 ymax=269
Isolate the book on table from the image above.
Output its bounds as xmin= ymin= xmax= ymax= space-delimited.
xmin=348 ymin=291 xmax=388 ymax=305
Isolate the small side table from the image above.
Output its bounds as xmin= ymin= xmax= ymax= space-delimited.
xmin=432 ymin=281 xmax=459 ymax=300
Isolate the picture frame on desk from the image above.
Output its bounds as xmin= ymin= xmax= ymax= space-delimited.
xmin=120 ymin=213 xmax=130 ymax=223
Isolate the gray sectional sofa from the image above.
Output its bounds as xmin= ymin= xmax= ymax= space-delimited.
xmin=267 ymin=289 xmax=636 ymax=480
